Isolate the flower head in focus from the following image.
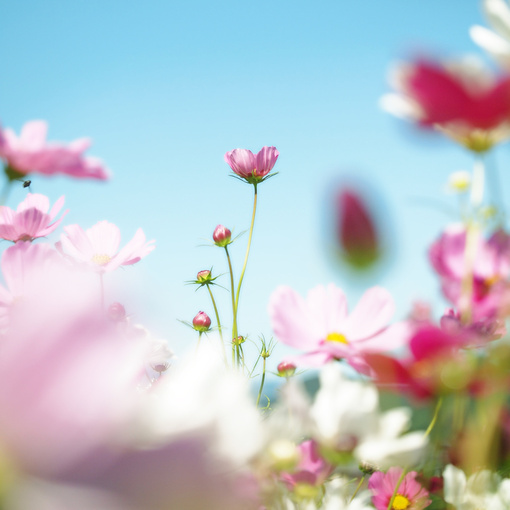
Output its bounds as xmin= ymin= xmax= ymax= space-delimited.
xmin=0 ymin=120 xmax=109 ymax=180
xmin=0 ymin=194 xmax=67 ymax=242
xmin=224 ymin=146 xmax=279 ymax=185
xmin=369 ymin=467 xmax=431 ymax=510
xmin=57 ymin=221 xmax=155 ymax=273
xmin=269 ymin=283 xmax=410 ymax=372
xmin=381 ymin=57 xmax=510 ymax=151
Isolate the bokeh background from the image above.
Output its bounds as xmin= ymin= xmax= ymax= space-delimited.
xmin=1 ymin=0 xmax=509 ymax=374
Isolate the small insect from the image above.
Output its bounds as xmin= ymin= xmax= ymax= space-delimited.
xmin=23 ymin=180 xmax=31 ymax=189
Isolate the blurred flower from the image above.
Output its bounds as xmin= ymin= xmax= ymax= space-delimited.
xmin=269 ymin=284 xmax=410 ymax=371
xmin=277 ymin=361 xmax=297 ymax=378
xmin=443 ymin=464 xmax=510 ymax=509
xmin=447 ymin=171 xmax=471 ymax=193
xmin=193 ymin=311 xmax=211 ymax=332
xmin=0 ymin=120 xmax=109 ymax=180
xmin=336 ymin=188 xmax=379 ymax=269
xmin=224 ymin=146 xmax=279 ymax=185
xmin=471 ymin=0 xmax=510 ymax=70
xmin=213 ymin=224 xmax=232 ymax=247
xmin=381 ymin=57 xmax=510 ymax=151
xmin=57 ymin=221 xmax=155 ymax=273
xmin=429 ymin=224 xmax=510 ymax=322
xmin=107 ymin=302 xmax=126 ymax=322
xmin=0 ymin=194 xmax=67 ymax=243
xmin=368 ymin=467 xmax=431 ymax=510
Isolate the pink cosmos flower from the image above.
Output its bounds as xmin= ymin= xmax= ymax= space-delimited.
xmin=224 ymin=146 xmax=279 ymax=184
xmin=280 ymin=440 xmax=334 ymax=490
xmin=57 ymin=221 xmax=155 ymax=273
xmin=268 ymin=284 xmax=410 ymax=372
xmin=429 ymin=225 xmax=510 ymax=322
xmin=382 ymin=58 xmax=510 ymax=151
xmin=0 ymin=193 xmax=67 ymax=242
xmin=369 ymin=467 xmax=431 ymax=510
xmin=0 ymin=120 xmax=109 ymax=180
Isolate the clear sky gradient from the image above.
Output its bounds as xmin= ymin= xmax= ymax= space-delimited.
xmin=1 ymin=1 xmax=508 ymax=370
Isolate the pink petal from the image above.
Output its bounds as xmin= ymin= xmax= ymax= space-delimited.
xmin=20 ymin=121 xmax=48 ymax=149
xmin=86 ymin=221 xmax=121 ymax=256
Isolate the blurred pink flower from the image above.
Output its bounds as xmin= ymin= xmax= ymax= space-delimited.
xmin=369 ymin=467 xmax=431 ymax=510
xmin=382 ymin=58 xmax=510 ymax=151
xmin=57 ymin=221 xmax=155 ymax=273
xmin=0 ymin=120 xmax=109 ymax=180
xmin=0 ymin=193 xmax=67 ymax=242
xmin=280 ymin=440 xmax=333 ymax=489
xmin=268 ymin=284 xmax=410 ymax=371
xmin=429 ymin=225 xmax=510 ymax=321
xmin=224 ymin=146 xmax=279 ymax=184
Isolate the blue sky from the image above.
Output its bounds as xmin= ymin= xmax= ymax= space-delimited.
xmin=1 ymin=0 xmax=508 ymax=371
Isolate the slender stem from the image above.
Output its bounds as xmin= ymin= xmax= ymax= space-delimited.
xmin=350 ymin=475 xmax=365 ymax=503
xmin=207 ymin=285 xmax=227 ymax=363
xmin=224 ymin=245 xmax=237 ymax=367
xmin=256 ymin=356 xmax=267 ymax=407
xmin=234 ymin=184 xmax=258 ymax=327
xmin=195 ymin=332 xmax=202 ymax=354
xmin=425 ymin=397 xmax=443 ymax=437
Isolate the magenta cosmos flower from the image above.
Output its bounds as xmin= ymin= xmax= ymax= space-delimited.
xmin=429 ymin=225 xmax=510 ymax=322
xmin=268 ymin=284 xmax=410 ymax=372
xmin=382 ymin=58 xmax=510 ymax=151
xmin=369 ymin=467 xmax=431 ymax=510
xmin=0 ymin=193 xmax=67 ymax=242
xmin=0 ymin=120 xmax=109 ymax=180
xmin=224 ymin=146 xmax=279 ymax=184
xmin=57 ymin=221 xmax=155 ymax=273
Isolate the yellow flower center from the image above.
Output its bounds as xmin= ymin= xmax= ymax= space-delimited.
xmin=91 ymin=254 xmax=112 ymax=266
xmin=392 ymin=494 xmax=410 ymax=510
xmin=325 ymin=332 xmax=348 ymax=344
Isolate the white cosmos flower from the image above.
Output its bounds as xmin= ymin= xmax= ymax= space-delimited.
xmin=444 ymin=464 xmax=510 ymax=510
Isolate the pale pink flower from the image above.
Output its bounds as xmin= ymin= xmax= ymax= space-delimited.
xmin=224 ymin=146 xmax=279 ymax=184
xmin=0 ymin=193 xmax=67 ymax=242
xmin=269 ymin=284 xmax=410 ymax=372
xmin=57 ymin=221 xmax=155 ymax=273
xmin=368 ymin=467 xmax=431 ymax=510
xmin=0 ymin=120 xmax=109 ymax=180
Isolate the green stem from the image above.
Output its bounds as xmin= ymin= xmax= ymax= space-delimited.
xmin=195 ymin=332 xmax=202 ymax=354
xmin=234 ymin=184 xmax=258 ymax=330
xmin=224 ymin=245 xmax=238 ymax=367
xmin=207 ymin=285 xmax=227 ymax=363
xmin=256 ymin=356 xmax=266 ymax=407
xmin=350 ymin=475 xmax=365 ymax=503
xmin=425 ymin=397 xmax=443 ymax=437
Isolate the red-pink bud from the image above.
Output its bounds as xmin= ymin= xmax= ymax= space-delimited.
xmin=196 ymin=269 xmax=212 ymax=283
xmin=192 ymin=311 xmax=211 ymax=332
xmin=336 ymin=188 xmax=379 ymax=269
xmin=277 ymin=361 xmax=296 ymax=377
xmin=213 ymin=225 xmax=232 ymax=247
xmin=107 ymin=302 xmax=126 ymax=322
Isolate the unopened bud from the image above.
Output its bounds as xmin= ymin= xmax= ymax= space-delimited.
xmin=277 ymin=361 xmax=296 ymax=377
xmin=192 ymin=311 xmax=211 ymax=333
xmin=213 ymin=225 xmax=232 ymax=247
xmin=196 ymin=269 xmax=212 ymax=283
xmin=359 ymin=461 xmax=378 ymax=475
xmin=108 ymin=302 xmax=126 ymax=322
xmin=151 ymin=362 xmax=171 ymax=374
xmin=337 ymin=188 xmax=379 ymax=269
xmin=232 ymin=335 xmax=245 ymax=346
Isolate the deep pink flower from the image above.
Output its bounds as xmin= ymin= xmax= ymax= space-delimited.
xmin=0 ymin=193 xmax=67 ymax=242
xmin=57 ymin=221 xmax=155 ymax=273
xmin=268 ymin=284 xmax=410 ymax=372
xmin=383 ymin=59 xmax=510 ymax=151
xmin=281 ymin=440 xmax=333 ymax=489
xmin=429 ymin=225 xmax=510 ymax=322
xmin=224 ymin=146 xmax=279 ymax=184
xmin=336 ymin=188 xmax=379 ymax=269
xmin=0 ymin=120 xmax=109 ymax=180
xmin=369 ymin=467 xmax=431 ymax=510
xmin=193 ymin=311 xmax=211 ymax=332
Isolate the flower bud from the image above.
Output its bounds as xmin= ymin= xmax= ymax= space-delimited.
xmin=232 ymin=335 xmax=245 ymax=346
xmin=336 ymin=188 xmax=379 ymax=269
xmin=192 ymin=311 xmax=211 ymax=333
xmin=107 ymin=302 xmax=126 ymax=322
xmin=213 ymin=225 xmax=232 ymax=247
xmin=196 ymin=270 xmax=212 ymax=283
xmin=277 ymin=361 xmax=296 ymax=377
